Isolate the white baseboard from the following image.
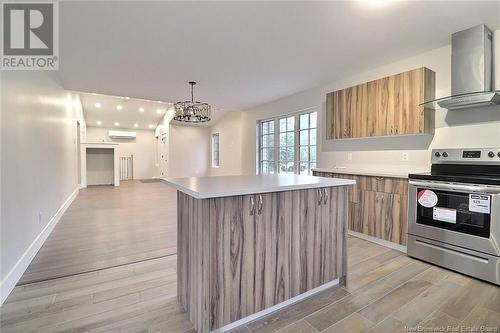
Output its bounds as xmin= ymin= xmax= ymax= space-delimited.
xmin=214 ymin=278 xmax=340 ymax=332
xmin=348 ymin=230 xmax=407 ymax=253
xmin=0 ymin=187 xmax=79 ymax=305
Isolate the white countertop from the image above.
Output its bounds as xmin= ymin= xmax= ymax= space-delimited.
xmin=312 ymin=167 xmax=429 ymax=179
xmin=161 ymin=174 xmax=355 ymax=199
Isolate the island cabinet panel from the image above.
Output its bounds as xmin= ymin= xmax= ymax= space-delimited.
xmin=326 ymin=67 xmax=435 ymax=139
xmin=290 ymin=187 xmax=348 ymax=296
xmin=177 ymin=192 xmax=211 ymax=332
xmin=177 ymin=187 xmax=349 ymax=332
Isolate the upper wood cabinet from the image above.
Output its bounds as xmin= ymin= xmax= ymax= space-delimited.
xmin=326 ymin=67 xmax=435 ymax=139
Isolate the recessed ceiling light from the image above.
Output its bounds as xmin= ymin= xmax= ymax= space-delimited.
xmin=116 ymin=105 xmax=123 ymax=111
xmin=94 ymin=102 xmax=101 ymax=108
xmin=114 ymin=122 xmax=120 ymax=126
xmin=139 ymin=107 xmax=144 ymax=112
xmin=148 ymin=124 xmax=154 ymax=129
xmin=156 ymin=109 xmax=163 ymax=114
xmin=97 ymin=120 xmax=102 ymax=125
xmin=134 ymin=123 xmax=139 ymax=128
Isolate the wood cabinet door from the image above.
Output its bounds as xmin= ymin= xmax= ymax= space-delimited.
xmin=326 ymin=92 xmax=335 ymax=140
xmin=338 ymin=89 xmax=349 ymax=139
xmin=209 ymin=194 xmax=246 ymax=327
xmin=360 ymin=190 xmax=404 ymax=244
xmin=321 ymin=187 xmax=347 ymax=283
xmin=375 ymin=76 xmax=391 ymax=136
xmin=381 ymin=192 xmax=402 ymax=244
xmin=252 ymin=192 xmax=285 ymax=311
xmin=344 ymin=87 xmax=356 ymax=138
xmin=290 ymin=188 xmax=322 ymax=295
xmin=333 ymin=90 xmax=343 ymax=139
xmin=354 ymin=83 xmax=368 ymax=137
xmin=366 ymin=80 xmax=377 ymax=137
xmin=360 ymin=190 xmax=381 ymax=239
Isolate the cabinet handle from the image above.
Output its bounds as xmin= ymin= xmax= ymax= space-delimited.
xmin=375 ymin=177 xmax=384 ymax=181
xmin=390 ymin=125 xmax=393 ymax=134
xmin=249 ymin=196 xmax=255 ymax=216
xmin=257 ymin=194 xmax=263 ymax=215
xmin=317 ymin=188 xmax=323 ymax=205
xmin=395 ymin=125 xmax=399 ymax=134
xmin=323 ymin=188 xmax=329 ymax=205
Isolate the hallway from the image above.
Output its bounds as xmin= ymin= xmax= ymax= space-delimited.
xmin=18 ymin=181 xmax=177 ymax=284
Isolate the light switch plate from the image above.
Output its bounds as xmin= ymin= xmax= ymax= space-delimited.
xmin=347 ymin=153 xmax=353 ymax=161
xmin=402 ymin=152 xmax=409 ymax=161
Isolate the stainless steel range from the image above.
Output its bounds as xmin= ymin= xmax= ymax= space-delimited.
xmin=408 ymin=148 xmax=500 ymax=285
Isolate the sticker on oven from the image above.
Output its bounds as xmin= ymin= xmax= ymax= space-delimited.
xmin=418 ymin=190 xmax=438 ymax=208
xmin=433 ymin=207 xmax=457 ymax=223
xmin=469 ymin=194 xmax=491 ymax=214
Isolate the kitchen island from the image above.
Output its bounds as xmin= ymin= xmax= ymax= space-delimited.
xmin=162 ymin=174 xmax=355 ymax=332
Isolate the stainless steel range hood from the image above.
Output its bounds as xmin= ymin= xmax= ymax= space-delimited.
xmin=422 ymin=25 xmax=500 ymax=110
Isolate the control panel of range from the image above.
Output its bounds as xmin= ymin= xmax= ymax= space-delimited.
xmin=432 ymin=148 xmax=500 ymax=164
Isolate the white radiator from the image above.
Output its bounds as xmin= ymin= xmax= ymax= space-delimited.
xmin=119 ymin=156 xmax=133 ymax=180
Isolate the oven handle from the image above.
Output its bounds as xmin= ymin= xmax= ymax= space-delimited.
xmin=409 ymin=180 xmax=500 ymax=194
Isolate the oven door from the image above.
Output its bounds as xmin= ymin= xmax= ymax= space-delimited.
xmin=408 ymin=180 xmax=500 ymax=257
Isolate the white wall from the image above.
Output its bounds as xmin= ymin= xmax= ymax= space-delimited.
xmin=241 ymin=32 xmax=500 ymax=175
xmin=168 ymin=124 xmax=210 ymax=178
xmin=209 ymin=111 xmax=243 ymax=176
xmin=1 ymin=71 xmax=86 ymax=303
xmin=86 ymin=127 xmax=158 ymax=179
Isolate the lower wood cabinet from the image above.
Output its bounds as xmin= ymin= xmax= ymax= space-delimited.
xmin=314 ymin=171 xmax=408 ymax=245
xmin=178 ymin=186 xmax=349 ymax=331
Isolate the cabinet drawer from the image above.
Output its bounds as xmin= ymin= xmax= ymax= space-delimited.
xmin=356 ymin=175 xmax=407 ymax=195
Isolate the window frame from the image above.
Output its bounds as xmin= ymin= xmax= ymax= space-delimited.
xmin=257 ymin=107 xmax=317 ymax=175
xmin=211 ymin=133 xmax=220 ymax=168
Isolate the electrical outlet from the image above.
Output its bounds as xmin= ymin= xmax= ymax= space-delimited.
xmin=347 ymin=153 xmax=353 ymax=161
xmin=402 ymin=152 xmax=409 ymax=161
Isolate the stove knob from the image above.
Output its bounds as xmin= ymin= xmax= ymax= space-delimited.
xmin=442 ymin=152 xmax=448 ymax=158
xmin=434 ymin=152 xmax=441 ymax=158
xmin=488 ymin=151 xmax=495 ymax=158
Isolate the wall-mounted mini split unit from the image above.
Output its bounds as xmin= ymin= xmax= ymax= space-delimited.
xmin=108 ymin=130 xmax=136 ymax=139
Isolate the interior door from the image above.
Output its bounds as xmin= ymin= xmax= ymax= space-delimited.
xmin=160 ymin=132 xmax=168 ymax=176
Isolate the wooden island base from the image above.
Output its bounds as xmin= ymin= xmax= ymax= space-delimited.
xmin=177 ymin=186 xmax=349 ymax=332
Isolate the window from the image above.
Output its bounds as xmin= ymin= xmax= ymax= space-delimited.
xmin=212 ymin=133 xmax=220 ymax=168
xmin=298 ymin=112 xmax=317 ymax=175
xmin=279 ymin=116 xmax=295 ymax=174
xmin=258 ymin=120 xmax=276 ymax=174
xmin=258 ymin=110 xmax=317 ymax=175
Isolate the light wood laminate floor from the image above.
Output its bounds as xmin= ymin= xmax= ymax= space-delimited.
xmin=19 ymin=181 xmax=177 ymax=284
xmin=2 ymin=237 xmax=498 ymax=332
xmin=2 ymin=181 xmax=498 ymax=332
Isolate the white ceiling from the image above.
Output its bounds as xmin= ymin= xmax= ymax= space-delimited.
xmin=79 ymin=92 xmax=228 ymax=130
xmin=79 ymin=92 xmax=172 ymax=130
xmin=59 ymin=1 xmax=500 ymax=111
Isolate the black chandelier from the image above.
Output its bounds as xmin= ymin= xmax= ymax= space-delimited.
xmin=173 ymin=81 xmax=211 ymax=123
